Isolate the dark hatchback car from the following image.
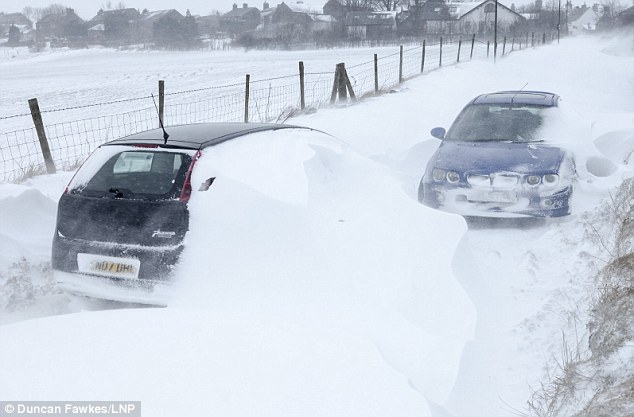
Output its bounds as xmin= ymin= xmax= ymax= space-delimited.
xmin=53 ymin=122 xmax=311 ymax=304
xmin=418 ymin=91 xmax=575 ymax=218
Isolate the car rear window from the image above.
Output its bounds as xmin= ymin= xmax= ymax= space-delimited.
xmin=68 ymin=146 xmax=195 ymax=200
xmin=446 ymin=104 xmax=550 ymax=142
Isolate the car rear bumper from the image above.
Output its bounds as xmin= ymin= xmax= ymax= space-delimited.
xmin=55 ymin=270 xmax=171 ymax=306
xmin=52 ymin=233 xmax=183 ymax=280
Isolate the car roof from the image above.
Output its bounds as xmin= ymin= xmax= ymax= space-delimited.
xmin=103 ymin=122 xmax=311 ymax=150
xmin=472 ymin=91 xmax=560 ymax=107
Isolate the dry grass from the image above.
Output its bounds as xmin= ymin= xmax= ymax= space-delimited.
xmin=526 ymin=178 xmax=634 ymax=417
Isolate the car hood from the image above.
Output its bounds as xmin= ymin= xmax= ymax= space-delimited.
xmin=431 ymin=141 xmax=564 ymax=173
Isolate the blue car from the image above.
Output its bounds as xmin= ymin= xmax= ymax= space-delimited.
xmin=418 ymin=91 xmax=575 ymax=218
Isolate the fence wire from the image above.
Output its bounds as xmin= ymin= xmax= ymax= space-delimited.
xmin=0 ymin=34 xmax=557 ymax=183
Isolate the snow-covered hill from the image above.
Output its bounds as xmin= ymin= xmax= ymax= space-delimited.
xmin=0 ymin=34 xmax=632 ymax=416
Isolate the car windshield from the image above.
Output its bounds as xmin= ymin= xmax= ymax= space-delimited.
xmin=445 ymin=103 xmax=551 ymax=143
xmin=69 ymin=147 xmax=194 ymax=200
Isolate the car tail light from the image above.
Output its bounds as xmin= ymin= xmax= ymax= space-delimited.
xmin=179 ymin=151 xmax=201 ymax=203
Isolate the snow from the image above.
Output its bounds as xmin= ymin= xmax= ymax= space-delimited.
xmin=1 ymin=34 xmax=633 ymax=416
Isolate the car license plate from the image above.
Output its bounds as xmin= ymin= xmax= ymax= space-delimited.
xmin=471 ymin=190 xmax=517 ymax=203
xmin=77 ymin=253 xmax=140 ymax=279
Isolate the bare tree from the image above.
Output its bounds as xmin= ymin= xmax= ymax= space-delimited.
xmin=372 ymin=0 xmax=402 ymax=11
xmin=343 ymin=0 xmax=374 ymax=12
xmin=22 ymin=3 xmax=68 ymax=22
xmin=600 ymin=0 xmax=626 ymax=18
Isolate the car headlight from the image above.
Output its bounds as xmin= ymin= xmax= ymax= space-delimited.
xmin=543 ymin=174 xmax=559 ymax=186
xmin=432 ymin=168 xmax=446 ymax=182
xmin=526 ymin=175 xmax=541 ymax=186
xmin=432 ymin=168 xmax=460 ymax=183
xmin=446 ymin=171 xmax=460 ymax=183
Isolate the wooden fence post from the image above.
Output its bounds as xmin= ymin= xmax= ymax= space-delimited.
xmin=439 ymin=36 xmax=443 ymax=67
xmin=374 ymin=53 xmax=379 ymax=93
xmin=457 ymin=38 xmax=462 ymax=62
xmin=158 ymin=80 xmax=164 ymax=127
xmin=542 ymin=33 xmax=546 ymax=44
xmin=337 ymin=63 xmax=348 ymax=100
xmin=502 ymin=37 xmax=507 ymax=55
xmin=330 ymin=63 xmax=355 ymax=104
xmin=299 ymin=61 xmax=305 ymax=110
xmin=330 ymin=64 xmax=341 ymax=104
xmin=470 ymin=34 xmax=475 ymax=60
xmin=28 ymin=98 xmax=56 ymax=174
xmin=399 ymin=45 xmax=403 ymax=83
xmin=487 ymin=41 xmax=490 ymax=58
xmin=421 ymin=40 xmax=426 ymax=73
xmin=244 ymin=74 xmax=250 ymax=123
xmin=342 ymin=64 xmax=356 ymax=101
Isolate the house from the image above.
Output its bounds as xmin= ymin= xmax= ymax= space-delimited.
xmin=568 ymin=4 xmax=602 ymax=34
xmin=132 ymin=9 xmax=197 ymax=46
xmin=221 ymin=3 xmax=261 ymax=35
xmin=449 ymin=0 xmax=524 ymax=35
xmin=36 ymin=8 xmax=86 ymax=41
xmin=398 ymin=0 xmax=453 ymax=36
xmin=616 ymin=5 xmax=634 ymax=28
xmin=258 ymin=1 xmax=333 ymax=40
xmin=196 ymin=13 xmax=222 ymax=37
xmin=344 ymin=11 xmax=397 ymax=39
xmin=0 ymin=12 xmax=34 ymax=43
xmin=87 ymin=8 xmax=141 ymax=43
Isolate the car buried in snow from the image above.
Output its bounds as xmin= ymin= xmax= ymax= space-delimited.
xmin=52 ymin=122 xmax=319 ymax=305
xmin=418 ymin=91 xmax=575 ymax=218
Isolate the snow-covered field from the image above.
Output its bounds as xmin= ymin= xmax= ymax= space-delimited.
xmin=0 ymin=34 xmax=633 ymax=416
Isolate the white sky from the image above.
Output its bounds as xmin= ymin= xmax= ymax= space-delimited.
xmin=0 ymin=0 xmax=586 ymax=20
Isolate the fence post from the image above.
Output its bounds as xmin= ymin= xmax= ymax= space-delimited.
xmin=421 ymin=40 xmax=426 ymax=73
xmin=399 ymin=45 xmax=403 ymax=83
xmin=526 ymin=32 xmax=529 ymax=47
xmin=28 ymin=98 xmax=56 ymax=174
xmin=244 ymin=74 xmax=250 ymax=123
xmin=337 ymin=63 xmax=348 ymax=100
xmin=439 ymin=36 xmax=443 ymax=67
xmin=457 ymin=38 xmax=462 ymax=62
xmin=531 ymin=32 xmax=535 ymax=47
xmin=330 ymin=64 xmax=341 ymax=104
xmin=502 ymin=37 xmax=507 ymax=55
xmin=158 ymin=80 xmax=164 ymax=127
xmin=487 ymin=41 xmax=490 ymax=58
xmin=374 ymin=53 xmax=379 ymax=93
xmin=299 ymin=61 xmax=305 ymax=110
xmin=342 ymin=64 xmax=356 ymax=101
xmin=542 ymin=33 xmax=546 ymax=44
xmin=470 ymin=34 xmax=475 ymax=60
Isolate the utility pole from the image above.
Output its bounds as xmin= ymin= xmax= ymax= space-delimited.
xmin=494 ymin=0 xmax=498 ymax=62
xmin=557 ymin=0 xmax=562 ymax=43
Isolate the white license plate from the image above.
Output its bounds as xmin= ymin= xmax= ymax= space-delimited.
xmin=471 ymin=190 xmax=517 ymax=203
xmin=77 ymin=253 xmax=140 ymax=279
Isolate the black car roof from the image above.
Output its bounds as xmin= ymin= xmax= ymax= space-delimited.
xmin=104 ymin=123 xmax=310 ymax=150
xmin=472 ymin=91 xmax=560 ymax=107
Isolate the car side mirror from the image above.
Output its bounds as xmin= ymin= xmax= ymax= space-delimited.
xmin=430 ymin=127 xmax=446 ymax=139
xmin=198 ymin=177 xmax=216 ymax=191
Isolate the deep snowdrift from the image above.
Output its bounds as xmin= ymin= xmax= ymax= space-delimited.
xmin=0 ymin=34 xmax=633 ymax=416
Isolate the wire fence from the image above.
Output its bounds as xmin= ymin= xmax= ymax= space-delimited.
xmin=0 ymin=32 xmax=558 ymax=183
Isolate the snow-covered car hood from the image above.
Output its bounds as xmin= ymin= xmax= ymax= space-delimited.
xmin=432 ymin=141 xmax=566 ymax=173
